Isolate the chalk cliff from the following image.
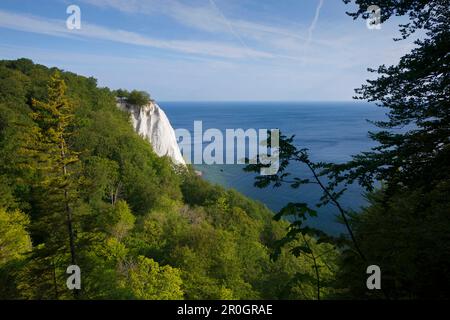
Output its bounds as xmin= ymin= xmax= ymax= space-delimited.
xmin=117 ymin=99 xmax=186 ymax=166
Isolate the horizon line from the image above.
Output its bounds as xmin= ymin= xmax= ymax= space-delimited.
xmin=157 ymin=100 xmax=367 ymax=103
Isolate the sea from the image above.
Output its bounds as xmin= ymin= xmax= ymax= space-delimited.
xmin=160 ymin=101 xmax=387 ymax=235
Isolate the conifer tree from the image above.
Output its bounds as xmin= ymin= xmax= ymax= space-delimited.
xmin=20 ymin=72 xmax=81 ymax=298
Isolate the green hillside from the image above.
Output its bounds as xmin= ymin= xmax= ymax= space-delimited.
xmin=0 ymin=58 xmax=337 ymax=300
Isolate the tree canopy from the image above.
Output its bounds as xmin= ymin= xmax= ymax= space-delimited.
xmin=244 ymin=0 xmax=449 ymax=299
xmin=0 ymin=58 xmax=337 ymax=300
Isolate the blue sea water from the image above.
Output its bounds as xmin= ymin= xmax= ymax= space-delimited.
xmin=160 ymin=101 xmax=387 ymax=235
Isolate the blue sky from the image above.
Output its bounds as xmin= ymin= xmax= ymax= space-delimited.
xmin=0 ymin=0 xmax=417 ymax=101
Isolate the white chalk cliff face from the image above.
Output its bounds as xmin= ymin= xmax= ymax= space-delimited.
xmin=117 ymin=99 xmax=186 ymax=166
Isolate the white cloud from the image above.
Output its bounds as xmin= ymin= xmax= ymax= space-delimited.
xmin=0 ymin=9 xmax=69 ymax=37
xmin=81 ymin=0 xmax=310 ymax=42
xmin=78 ymin=0 xmax=409 ymax=65
xmin=0 ymin=1 xmax=419 ymax=100
xmin=0 ymin=9 xmax=272 ymax=59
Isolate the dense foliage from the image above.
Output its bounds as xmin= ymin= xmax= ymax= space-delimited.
xmin=333 ymin=0 xmax=450 ymax=299
xmin=114 ymin=89 xmax=151 ymax=106
xmin=1 ymin=1 xmax=447 ymax=300
xmin=0 ymin=59 xmax=337 ymax=299
xmin=245 ymin=0 xmax=450 ymax=299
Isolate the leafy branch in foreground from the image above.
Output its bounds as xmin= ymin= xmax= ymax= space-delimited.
xmin=336 ymin=0 xmax=450 ymax=195
xmin=244 ymin=132 xmax=366 ymax=261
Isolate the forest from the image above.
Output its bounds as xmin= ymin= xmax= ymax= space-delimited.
xmin=0 ymin=58 xmax=339 ymax=299
xmin=0 ymin=0 xmax=449 ymax=300
xmin=244 ymin=0 xmax=449 ymax=299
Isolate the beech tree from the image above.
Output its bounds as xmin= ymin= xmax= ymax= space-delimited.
xmin=0 ymin=59 xmax=340 ymax=300
xmin=0 ymin=208 xmax=32 ymax=265
xmin=126 ymin=90 xmax=151 ymax=107
xmin=245 ymin=0 xmax=449 ymax=299
xmin=331 ymin=0 xmax=450 ymax=299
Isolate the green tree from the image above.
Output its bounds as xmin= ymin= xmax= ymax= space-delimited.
xmin=108 ymin=200 xmax=135 ymax=241
xmin=330 ymin=0 xmax=449 ymax=193
xmin=19 ymin=72 xmax=83 ymax=298
xmin=328 ymin=0 xmax=450 ymax=299
xmin=114 ymin=89 xmax=129 ymax=99
xmin=0 ymin=58 xmax=341 ymax=300
xmin=124 ymin=256 xmax=183 ymax=300
xmin=126 ymin=90 xmax=151 ymax=107
xmin=31 ymin=72 xmax=79 ymax=263
xmin=0 ymin=207 xmax=32 ymax=265
xmin=244 ymin=0 xmax=449 ymax=299
xmin=0 ymin=208 xmax=32 ymax=299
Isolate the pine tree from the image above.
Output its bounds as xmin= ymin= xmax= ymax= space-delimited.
xmin=20 ymin=72 xmax=82 ymax=298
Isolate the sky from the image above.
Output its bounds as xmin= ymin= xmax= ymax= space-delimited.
xmin=0 ymin=0 xmax=417 ymax=101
